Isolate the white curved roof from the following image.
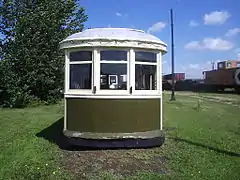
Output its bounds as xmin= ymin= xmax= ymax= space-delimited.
xmin=61 ymin=28 xmax=167 ymax=46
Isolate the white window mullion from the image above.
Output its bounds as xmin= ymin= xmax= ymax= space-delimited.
xmin=157 ymin=51 xmax=162 ymax=93
xmin=101 ymin=60 xmax=127 ymax=63
xmin=94 ymin=48 xmax=100 ymax=92
xmin=127 ymin=50 xmax=130 ymax=92
xmin=158 ymin=51 xmax=163 ymax=130
xmin=65 ymin=50 xmax=70 ymax=93
xmin=69 ymin=61 xmax=92 ymax=65
xmin=135 ymin=61 xmax=157 ymax=65
xmin=129 ymin=48 xmax=135 ymax=93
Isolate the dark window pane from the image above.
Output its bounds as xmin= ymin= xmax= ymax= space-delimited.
xmin=100 ymin=63 xmax=127 ymax=90
xmin=70 ymin=64 xmax=92 ymax=89
xmin=218 ymin=62 xmax=225 ymax=69
xmin=135 ymin=64 xmax=157 ymax=90
xmin=135 ymin=52 xmax=157 ymax=62
xmin=70 ymin=51 xmax=92 ymax=62
xmin=237 ymin=62 xmax=240 ymax=67
xmin=227 ymin=62 xmax=231 ymax=67
xmin=100 ymin=50 xmax=127 ymax=61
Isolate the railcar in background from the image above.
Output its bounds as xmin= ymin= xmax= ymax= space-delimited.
xmin=201 ymin=60 xmax=240 ymax=93
xmin=162 ymin=73 xmax=185 ymax=90
xmin=162 ymin=60 xmax=240 ymax=94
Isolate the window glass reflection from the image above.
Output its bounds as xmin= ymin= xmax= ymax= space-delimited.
xmin=218 ymin=62 xmax=224 ymax=69
xmin=100 ymin=50 xmax=127 ymax=61
xmin=135 ymin=64 xmax=157 ymax=90
xmin=135 ymin=52 xmax=156 ymax=62
xmin=227 ymin=62 xmax=232 ymax=68
xmin=100 ymin=64 xmax=127 ymax=90
xmin=237 ymin=62 xmax=240 ymax=68
xmin=70 ymin=64 xmax=92 ymax=89
xmin=70 ymin=51 xmax=92 ymax=62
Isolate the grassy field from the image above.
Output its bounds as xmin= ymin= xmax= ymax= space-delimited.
xmin=0 ymin=92 xmax=240 ymax=180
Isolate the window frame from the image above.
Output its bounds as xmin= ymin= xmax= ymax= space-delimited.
xmin=66 ymin=48 xmax=94 ymax=95
xmin=132 ymin=49 xmax=161 ymax=95
xmin=226 ymin=62 xmax=232 ymax=68
xmin=95 ymin=48 xmax=130 ymax=95
xmin=237 ymin=62 xmax=240 ymax=68
xmin=65 ymin=47 xmax=162 ymax=96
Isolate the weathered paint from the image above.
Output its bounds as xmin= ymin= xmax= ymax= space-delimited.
xmin=66 ymin=98 xmax=160 ymax=135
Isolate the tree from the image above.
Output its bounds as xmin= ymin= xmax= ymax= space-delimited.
xmin=0 ymin=0 xmax=88 ymax=107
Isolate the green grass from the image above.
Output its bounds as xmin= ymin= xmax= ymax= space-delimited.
xmin=0 ymin=102 xmax=73 ymax=180
xmin=163 ymin=94 xmax=240 ymax=180
xmin=0 ymin=92 xmax=240 ymax=180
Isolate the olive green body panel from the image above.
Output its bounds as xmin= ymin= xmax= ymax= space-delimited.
xmin=66 ymin=98 xmax=160 ymax=133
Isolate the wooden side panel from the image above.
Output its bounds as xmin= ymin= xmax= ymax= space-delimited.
xmin=66 ymin=98 xmax=160 ymax=133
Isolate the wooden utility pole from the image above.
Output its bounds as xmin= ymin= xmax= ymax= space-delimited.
xmin=170 ymin=9 xmax=176 ymax=101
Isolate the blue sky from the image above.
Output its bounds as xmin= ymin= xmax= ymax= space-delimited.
xmin=80 ymin=0 xmax=240 ymax=78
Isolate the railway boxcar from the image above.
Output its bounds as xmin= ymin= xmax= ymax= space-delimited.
xmin=202 ymin=60 xmax=240 ymax=93
xmin=162 ymin=73 xmax=185 ymax=90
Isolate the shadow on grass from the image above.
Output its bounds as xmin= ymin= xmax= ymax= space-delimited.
xmin=36 ymin=117 xmax=96 ymax=151
xmin=36 ymin=117 xmax=164 ymax=152
xmin=169 ymin=137 xmax=240 ymax=157
xmin=36 ymin=117 xmax=97 ymax=151
xmin=36 ymin=117 xmax=71 ymax=150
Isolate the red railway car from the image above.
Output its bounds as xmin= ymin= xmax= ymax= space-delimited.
xmin=163 ymin=73 xmax=185 ymax=81
xmin=162 ymin=73 xmax=185 ymax=90
xmin=202 ymin=60 xmax=240 ymax=93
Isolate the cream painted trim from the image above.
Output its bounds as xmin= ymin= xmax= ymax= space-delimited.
xmin=64 ymin=94 xmax=161 ymax=99
xmin=129 ymin=48 xmax=135 ymax=93
xmin=60 ymin=39 xmax=167 ymax=52
xmin=160 ymin=97 xmax=163 ymax=130
xmin=65 ymin=51 xmax=69 ymax=93
xmin=63 ymin=129 xmax=164 ymax=139
xmin=96 ymin=48 xmax=130 ymax=94
xmin=159 ymin=51 xmax=163 ymax=130
xmin=135 ymin=61 xmax=157 ymax=65
xmin=132 ymin=90 xmax=159 ymax=96
xmin=65 ymin=48 xmax=163 ymax=96
xmin=94 ymin=48 xmax=100 ymax=92
xmin=64 ymin=98 xmax=67 ymax=131
xmin=66 ymin=49 xmax=93 ymax=94
xmin=134 ymin=48 xmax=160 ymax=54
xmin=60 ymin=37 xmax=167 ymax=47
xmin=100 ymin=61 xmax=128 ymax=64
xmin=96 ymin=90 xmax=129 ymax=95
xmin=157 ymin=52 xmax=161 ymax=94
xmin=69 ymin=61 xmax=92 ymax=64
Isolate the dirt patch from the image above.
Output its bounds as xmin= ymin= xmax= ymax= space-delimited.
xmin=62 ymin=145 xmax=169 ymax=179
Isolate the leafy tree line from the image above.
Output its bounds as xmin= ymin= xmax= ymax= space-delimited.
xmin=0 ymin=0 xmax=88 ymax=107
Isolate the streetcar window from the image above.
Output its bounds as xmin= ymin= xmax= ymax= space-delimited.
xmin=227 ymin=62 xmax=232 ymax=68
xmin=237 ymin=62 xmax=240 ymax=68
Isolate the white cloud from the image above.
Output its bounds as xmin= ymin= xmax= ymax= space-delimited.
xmin=189 ymin=20 xmax=199 ymax=27
xmin=185 ymin=38 xmax=234 ymax=51
xmin=204 ymin=11 xmax=230 ymax=25
xmin=147 ymin=21 xmax=166 ymax=33
xmin=185 ymin=41 xmax=202 ymax=50
xmin=225 ymin=28 xmax=240 ymax=37
xmin=116 ymin=12 xmax=122 ymax=17
xmin=179 ymin=61 xmax=214 ymax=79
xmin=235 ymin=48 xmax=240 ymax=59
xmin=116 ymin=12 xmax=128 ymax=17
xmin=237 ymin=53 xmax=240 ymax=59
xmin=189 ymin=64 xmax=200 ymax=69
